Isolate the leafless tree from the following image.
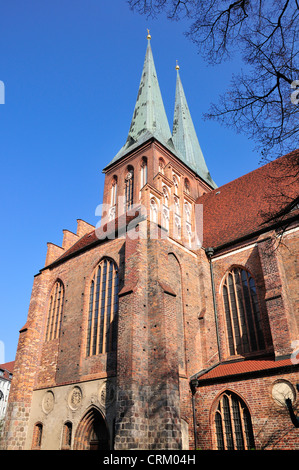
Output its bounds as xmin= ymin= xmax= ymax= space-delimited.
xmin=128 ymin=0 xmax=299 ymax=161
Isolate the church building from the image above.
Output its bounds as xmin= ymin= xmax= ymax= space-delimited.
xmin=2 ymin=33 xmax=299 ymax=450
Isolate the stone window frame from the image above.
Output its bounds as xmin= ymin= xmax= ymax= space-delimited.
xmin=86 ymin=258 xmax=119 ymax=357
xmin=184 ymin=177 xmax=190 ymax=195
xmin=45 ymin=279 xmax=64 ymax=341
xmin=221 ymin=266 xmax=265 ymax=357
xmin=125 ymin=165 xmax=134 ymax=211
xmin=31 ymin=422 xmax=43 ymax=450
xmin=140 ymin=156 xmax=148 ymax=189
xmin=213 ymin=390 xmax=255 ymax=450
xmin=61 ymin=421 xmax=73 ymax=450
xmin=158 ymin=157 xmax=165 ymax=174
xmin=150 ymin=196 xmax=159 ymax=223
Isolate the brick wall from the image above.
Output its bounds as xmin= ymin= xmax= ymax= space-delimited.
xmin=3 ymin=135 xmax=298 ymax=451
xmin=195 ymin=368 xmax=299 ymax=450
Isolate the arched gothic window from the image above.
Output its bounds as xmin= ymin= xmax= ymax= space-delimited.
xmin=222 ymin=267 xmax=265 ymax=356
xmin=140 ymin=157 xmax=147 ymax=188
xmin=174 ymin=195 xmax=180 ymax=215
xmin=184 ymin=178 xmax=190 ymax=194
xmin=32 ymin=422 xmax=43 ymax=450
xmin=173 ymin=196 xmax=181 ymax=238
xmin=162 ymin=185 xmax=169 ymax=207
xmin=61 ymin=422 xmax=72 ymax=450
xmin=184 ymin=202 xmax=192 ymax=246
xmin=174 ymin=215 xmax=181 ymax=238
xmin=158 ymin=158 xmax=165 ymax=174
xmin=150 ymin=197 xmax=158 ymax=223
xmin=86 ymin=258 xmax=119 ymax=357
xmin=45 ymin=280 xmax=64 ymax=341
xmin=111 ymin=176 xmax=117 ymax=206
xmin=125 ymin=166 xmax=134 ymax=210
xmin=214 ymin=391 xmax=255 ymax=450
xmin=162 ymin=186 xmax=170 ymax=230
xmin=110 ymin=176 xmax=117 ymax=221
xmin=173 ymin=175 xmax=179 ymax=195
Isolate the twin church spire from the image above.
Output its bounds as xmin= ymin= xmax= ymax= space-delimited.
xmin=105 ymin=33 xmax=216 ymax=189
xmin=172 ymin=65 xmax=217 ymax=188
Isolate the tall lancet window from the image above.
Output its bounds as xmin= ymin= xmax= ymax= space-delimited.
xmin=159 ymin=158 xmax=165 ymax=174
xmin=184 ymin=202 xmax=192 ymax=246
xmin=140 ymin=157 xmax=147 ymax=188
xmin=61 ymin=422 xmax=72 ymax=450
xmin=214 ymin=391 xmax=255 ymax=450
xmin=162 ymin=185 xmax=169 ymax=207
xmin=32 ymin=423 xmax=43 ymax=450
xmin=173 ymin=175 xmax=179 ymax=195
xmin=184 ymin=178 xmax=190 ymax=195
xmin=162 ymin=185 xmax=170 ymax=231
xmin=125 ymin=166 xmax=134 ymax=211
xmin=174 ymin=195 xmax=181 ymax=238
xmin=86 ymin=258 xmax=119 ymax=357
xmin=150 ymin=197 xmax=158 ymax=223
xmin=110 ymin=176 xmax=117 ymax=221
xmin=222 ymin=267 xmax=265 ymax=356
xmin=45 ymin=280 xmax=64 ymax=341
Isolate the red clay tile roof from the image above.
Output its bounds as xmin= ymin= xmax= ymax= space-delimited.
xmin=196 ymin=357 xmax=297 ymax=384
xmin=44 ymin=151 xmax=298 ymax=268
xmin=0 ymin=361 xmax=14 ymax=378
xmin=197 ymin=149 xmax=299 ymax=250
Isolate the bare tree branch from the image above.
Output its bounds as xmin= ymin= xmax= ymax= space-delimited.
xmin=128 ymin=0 xmax=299 ymax=160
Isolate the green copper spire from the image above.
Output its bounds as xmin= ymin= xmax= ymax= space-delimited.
xmin=105 ymin=33 xmax=173 ymax=169
xmin=172 ymin=66 xmax=217 ymax=188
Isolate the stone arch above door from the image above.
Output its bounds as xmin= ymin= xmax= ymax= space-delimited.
xmin=73 ymin=406 xmax=110 ymax=450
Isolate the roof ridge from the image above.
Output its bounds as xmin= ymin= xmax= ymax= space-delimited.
xmin=198 ymin=149 xmax=299 ymax=201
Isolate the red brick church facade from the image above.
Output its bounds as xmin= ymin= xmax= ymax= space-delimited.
xmin=2 ymin=35 xmax=299 ymax=450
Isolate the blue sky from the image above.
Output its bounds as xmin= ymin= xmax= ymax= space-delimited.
xmin=0 ymin=1 xmax=262 ymax=363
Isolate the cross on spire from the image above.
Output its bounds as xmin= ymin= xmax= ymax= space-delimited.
xmin=172 ymin=67 xmax=217 ymax=188
xmin=104 ymin=35 xmax=216 ymax=189
xmin=105 ymin=34 xmax=173 ymax=169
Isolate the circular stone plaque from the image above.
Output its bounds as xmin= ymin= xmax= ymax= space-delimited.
xmin=68 ymin=386 xmax=82 ymax=411
xmin=272 ymin=380 xmax=296 ymax=407
xmin=42 ymin=390 xmax=55 ymax=414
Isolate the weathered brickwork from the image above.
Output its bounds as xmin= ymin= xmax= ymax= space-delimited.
xmin=2 ymin=33 xmax=298 ymax=451
xmin=2 ymin=138 xmax=298 ymax=450
xmin=191 ymin=224 xmax=299 ymax=450
xmin=211 ymin=240 xmax=273 ymax=362
xmin=195 ymin=368 xmax=299 ymax=450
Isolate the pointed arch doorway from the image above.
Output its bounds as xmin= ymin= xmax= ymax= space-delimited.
xmin=74 ymin=407 xmax=110 ymax=450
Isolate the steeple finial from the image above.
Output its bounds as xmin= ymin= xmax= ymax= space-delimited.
xmin=172 ymin=69 xmax=217 ymax=188
xmin=104 ymin=32 xmax=173 ymax=170
xmin=147 ymin=29 xmax=151 ymax=40
xmin=175 ymin=60 xmax=180 ymax=71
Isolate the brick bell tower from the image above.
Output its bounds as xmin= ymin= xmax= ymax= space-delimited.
xmin=100 ymin=32 xmax=217 ymax=449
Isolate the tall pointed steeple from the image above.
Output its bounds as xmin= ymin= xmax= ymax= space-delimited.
xmin=172 ymin=65 xmax=217 ymax=188
xmin=105 ymin=32 xmax=173 ymax=169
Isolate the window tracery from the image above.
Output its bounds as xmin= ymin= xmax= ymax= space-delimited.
xmin=86 ymin=258 xmax=119 ymax=356
xmin=222 ymin=267 xmax=265 ymax=356
xmin=140 ymin=158 xmax=147 ymax=188
xmin=214 ymin=391 xmax=255 ymax=450
xmin=125 ymin=166 xmax=134 ymax=210
xmin=45 ymin=280 xmax=64 ymax=341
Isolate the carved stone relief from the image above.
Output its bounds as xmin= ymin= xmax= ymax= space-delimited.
xmin=68 ymin=386 xmax=83 ymax=411
xmin=99 ymin=380 xmax=116 ymax=408
xmin=42 ymin=390 xmax=55 ymax=414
